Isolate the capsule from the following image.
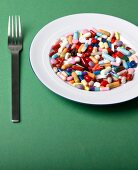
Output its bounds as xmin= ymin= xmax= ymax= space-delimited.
xmin=89 ymin=56 xmax=98 ymax=64
xmin=99 ymin=29 xmax=110 ymax=36
xmin=102 ymin=53 xmax=115 ymax=62
xmin=71 ymin=72 xmax=80 ymax=83
xmin=68 ymin=35 xmax=73 ymax=44
xmin=117 ymin=47 xmax=131 ymax=56
xmin=81 ymin=43 xmax=88 ymax=52
xmin=115 ymin=32 xmax=120 ymax=40
xmin=107 ymin=81 xmax=120 ymax=89
xmin=131 ymin=54 xmax=138 ymax=63
xmin=82 ymin=32 xmax=91 ymax=38
xmin=78 ymin=44 xmax=84 ymax=53
xmin=57 ymin=72 xmax=66 ymax=81
xmin=101 ymin=66 xmax=111 ymax=75
xmin=72 ymin=31 xmax=79 ymax=44
xmin=51 ymin=53 xmax=58 ymax=59
xmin=100 ymin=87 xmax=109 ymax=91
xmin=61 ymin=63 xmax=72 ymax=70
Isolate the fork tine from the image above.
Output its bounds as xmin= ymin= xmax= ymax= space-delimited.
xmin=18 ymin=16 xmax=22 ymax=37
xmin=12 ymin=16 xmax=14 ymax=38
xmin=8 ymin=16 xmax=11 ymax=37
xmin=15 ymin=16 xmax=18 ymax=38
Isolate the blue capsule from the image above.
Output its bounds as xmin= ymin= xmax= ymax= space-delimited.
xmin=122 ymin=60 xmax=129 ymax=69
xmin=102 ymin=38 xmax=107 ymax=43
xmin=117 ymin=47 xmax=131 ymax=56
xmin=93 ymin=70 xmax=101 ymax=75
xmin=102 ymin=53 xmax=115 ymax=62
xmin=94 ymin=87 xmax=100 ymax=91
xmin=51 ymin=53 xmax=58 ymax=59
xmin=94 ymin=43 xmax=99 ymax=47
xmin=107 ymin=41 xmax=111 ymax=48
xmin=78 ymin=75 xmax=84 ymax=81
xmin=129 ymin=60 xmax=137 ymax=68
xmin=57 ymin=68 xmax=62 ymax=72
xmin=65 ymin=71 xmax=71 ymax=76
xmin=96 ymin=32 xmax=102 ymax=37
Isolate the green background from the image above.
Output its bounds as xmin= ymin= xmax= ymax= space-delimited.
xmin=0 ymin=0 xmax=138 ymax=169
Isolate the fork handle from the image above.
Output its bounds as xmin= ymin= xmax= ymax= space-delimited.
xmin=11 ymin=52 xmax=20 ymax=123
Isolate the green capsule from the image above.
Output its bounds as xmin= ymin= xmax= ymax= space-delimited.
xmin=122 ymin=55 xmax=129 ymax=61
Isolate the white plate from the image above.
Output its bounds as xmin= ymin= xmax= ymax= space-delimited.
xmin=30 ymin=13 xmax=138 ymax=104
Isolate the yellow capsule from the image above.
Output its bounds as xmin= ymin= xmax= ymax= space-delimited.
xmin=99 ymin=42 xmax=104 ymax=48
xmin=104 ymin=63 xmax=111 ymax=68
xmin=68 ymin=35 xmax=72 ymax=45
xmin=115 ymin=32 xmax=120 ymax=40
xmin=92 ymin=47 xmax=97 ymax=53
xmin=81 ymin=79 xmax=88 ymax=86
xmin=71 ymin=72 xmax=80 ymax=83
xmin=60 ymin=48 xmax=67 ymax=58
xmin=78 ymin=44 xmax=84 ymax=53
xmin=104 ymin=42 xmax=108 ymax=49
xmin=98 ymin=29 xmax=110 ymax=37
xmin=73 ymin=83 xmax=82 ymax=86
xmin=89 ymin=56 xmax=98 ymax=64
xmin=107 ymin=81 xmax=120 ymax=89
xmin=61 ymin=63 xmax=72 ymax=70
xmin=84 ymin=86 xmax=89 ymax=91
xmin=128 ymin=56 xmax=134 ymax=62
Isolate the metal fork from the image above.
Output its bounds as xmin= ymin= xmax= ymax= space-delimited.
xmin=8 ymin=16 xmax=23 ymax=123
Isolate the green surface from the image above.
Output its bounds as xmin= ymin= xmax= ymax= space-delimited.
xmin=0 ymin=0 xmax=138 ymax=169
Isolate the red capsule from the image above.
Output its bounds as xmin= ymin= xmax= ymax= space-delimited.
xmin=90 ymin=30 xmax=96 ymax=37
xmin=100 ymin=80 xmax=108 ymax=87
xmin=91 ymin=38 xmax=97 ymax=44
xmin=72 ymin=65 xmax=84 ymax=71
xmin=83 ymin=52 xmax=91 ymax=57
xmin=126 ymin=46 xmax=131 ymax=51
xmin=88 ymin=67 xmax=93 ymax=72
xmin=81 ymin=57 xmax=88 ymax=67
xmin=114 ymin=45 xmax=118 ymax=49
xmin=116 ymin=51 xmax=124 ymax=58
xmin=85 ymin=57 xmax=92 ymax=63
xmin=55 ymin=63 xmax=62 ymax=68
xmin=96 ymin=79 xmax=103 ymax=83
xmin=87 ymin=45 xmax=93 ymax=52
xmin=52 ymin=43 xmax=60 ymax=50
xmin=121 ymin=72 xmax=128 ymax=77
xmin=111 ymin=37 xmax=116 ymax=44
xmin=126 ymin=74 xmax=133 ymax=81
xmin=99 ymin=56 xmax=103 ymax=61
xmin=75 ymin=43 xmax=81 ymax=50
xmin=56 ymin=58 xmax=64 ymax=64
xmin=49 ymin=51 xmax=56 ymax=57
xmin=107 ymin=48 xmax=113 ymax=55
xmin=112 ymin=53 xmax=117 ymax=58
xmin=84 ymin=75 xmax=91 ymax=82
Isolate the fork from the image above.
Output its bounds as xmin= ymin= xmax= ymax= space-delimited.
xmin=8 ymin=16 xmax=23 ymax=123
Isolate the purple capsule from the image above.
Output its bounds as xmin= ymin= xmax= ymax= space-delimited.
xmin=89 ymin=86 xmax=95 ymax=91
xmin=116 ymin=40 xmax=123 ymax=47
xmin=88 ymin=61 xmax=94 ymax=67
xmin=66 ymin=68 xmax=72 ymax=72
xmin=76 ymin=84 xmax=84 ymax=90
xmin=82 ymin=71 xmax=88 ymax=76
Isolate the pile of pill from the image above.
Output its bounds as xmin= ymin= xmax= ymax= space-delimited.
xmin=49 ymin=28 xmax=138 ymax=91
